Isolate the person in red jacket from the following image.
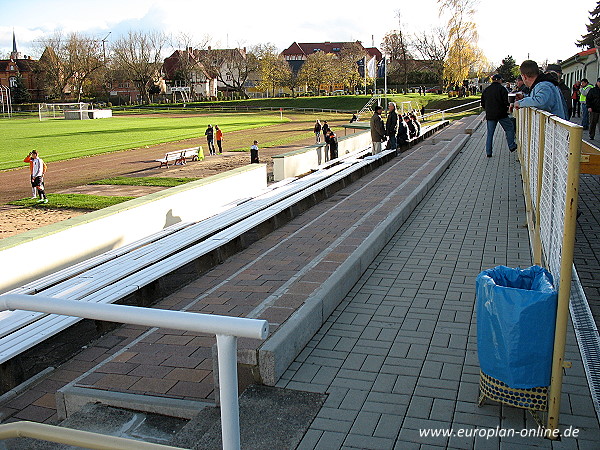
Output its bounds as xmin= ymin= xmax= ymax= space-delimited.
xmin=215 ymin=125 xmax=223 ymax=154
xmin=23 ymin=152 xmax=37 ymax=198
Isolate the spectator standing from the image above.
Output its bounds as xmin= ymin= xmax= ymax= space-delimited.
xmin=250 ymin=140 xmax=259 ymax=163
xmin=23 ymin=152 xmax=38 ymax=198
xmin=514 ymin=60 xmax=568 ymax=121
xmin=205 ymin=125 xmax=215 ymax=155
xmin=513 ymin=75 xmax=531 ymax=96
xmin=314 ymin=120 xmax=322 ymax=143
xmin=28 ymin=150 xmax=48 ymax=203
xmin=370 ymin=105 xmax=386 ymax=154
xmin=585 ymin=78 xmax=600 ymax=140
xmin=572 ymin=82 xmax=581 ymax=118
xmin=546 ymin=65 xmax=572 ymax=119
xmin=321 ymin=121 xmax=330 ymax=137
xmin=481 ymin=73 xmax=517 ymax=157
xmin=215 ymin=125 xmax=223 ymax=154
xmin=580 ymin=79 xmax=592 ymax=129
xmin=385 ymin=102 xmax=399 ymax=149
xmin=350 ymin=114 xmax=358 ymax=123
xmin=325 ymin=130 xmax=338 ymax=160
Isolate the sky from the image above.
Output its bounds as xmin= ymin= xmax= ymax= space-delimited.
xmin=0 ymin=0 xmax=595 ymax=68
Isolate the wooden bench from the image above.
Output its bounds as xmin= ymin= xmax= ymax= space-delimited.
xmin=155 ymin=147 xmax=200 ymax=168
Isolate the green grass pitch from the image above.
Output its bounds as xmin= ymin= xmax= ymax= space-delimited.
xmin=0 ymin=112 xmax=288 ymax=171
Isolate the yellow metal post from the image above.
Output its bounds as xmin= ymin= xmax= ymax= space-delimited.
xmin=533 ymin=113 xmax=546 ymax=266
xmin=546 ymin=124 xmax=582 ymax=438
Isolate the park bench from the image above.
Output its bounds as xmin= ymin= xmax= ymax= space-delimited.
xmin=0 ymin=156 xmax=376 ymax=368
xmin=155 ymin=147 xmax=200 ymax=168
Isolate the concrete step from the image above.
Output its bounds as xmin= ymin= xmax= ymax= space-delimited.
xmin=2 ymin=385 xmax=324 ymax=450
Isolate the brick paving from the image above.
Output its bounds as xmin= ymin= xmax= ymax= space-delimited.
xmin=1 ymin=118 xmax=599 ymax=449
xmin=279 ymin=126 xmax=600 ymax=449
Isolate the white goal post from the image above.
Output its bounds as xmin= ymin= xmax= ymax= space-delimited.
xmin=38 ymin=102 xmax=89 ymax=121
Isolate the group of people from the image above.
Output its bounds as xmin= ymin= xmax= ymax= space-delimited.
xmin=482 ymin=59 xmax=570 ymax=157
xmin=313 ymin=120 xmax=339 ymax=161
xmin=574 ymin=78 xmax=600 ymax=140
xmin=204 ymin=124 xmax=224 ymax=156
xmin=370 ymin=103 xmax=421 ymax=154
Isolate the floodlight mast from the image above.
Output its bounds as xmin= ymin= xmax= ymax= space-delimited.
xmin=101 ymin=32 xmax=111 ymax=63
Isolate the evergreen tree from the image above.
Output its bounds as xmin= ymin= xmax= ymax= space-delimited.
xmin=496 ymin=56 xmax=518 ymax=82
xmin=12 ymin=75 xmax=31 ymax=104
xmin=577 ymin=1 xmax=600 ymax=48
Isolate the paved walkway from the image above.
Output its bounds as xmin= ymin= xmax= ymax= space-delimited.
xmin=1 ymin=118 xmax=598 ymax=449
xmin=278 ymin=126 xmax=599 ymax=448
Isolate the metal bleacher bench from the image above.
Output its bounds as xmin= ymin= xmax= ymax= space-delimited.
xmin=155 ymin=147 xmax=200 ymax=168
xmin=0 ymin=149 xmax=395 ymax=368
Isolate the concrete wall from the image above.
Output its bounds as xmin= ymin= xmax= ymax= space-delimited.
xmin=272 ymin=130 xmax=371 ymax=181
xmin=0 ymin=164 xmax=267 ymax=294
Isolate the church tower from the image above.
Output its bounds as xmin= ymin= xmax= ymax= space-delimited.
xmin=10 ymin=30 xmax=22 ymax=60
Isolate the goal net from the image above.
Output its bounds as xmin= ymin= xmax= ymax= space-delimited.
xmin=38 ymin=102 xmax=89 ymax=121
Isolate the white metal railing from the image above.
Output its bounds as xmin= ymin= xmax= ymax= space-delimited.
xmin=0 ymin=294 xmax=269 ymax=450
xmin=514 ymin=107 xmax=582 ymax=438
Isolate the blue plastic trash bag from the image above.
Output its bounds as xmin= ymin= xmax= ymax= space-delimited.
xmin=476 ymin=265 xmax=557 ymax=389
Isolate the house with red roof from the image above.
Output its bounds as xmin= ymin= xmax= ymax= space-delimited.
xmin=560 ymin=48 xmax=598 ymax=90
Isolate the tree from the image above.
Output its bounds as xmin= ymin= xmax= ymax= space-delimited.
xmin=411 ymin=27 xmax=450 ymax=85
xmin=438 ymin=0 xmax=483 ymax=86
xmin=11 ymin=75 xmax=31 ymax=104
xmin=255 ymin=44 xmax=291 ymax=97
xmin=197 ymin=46 xmax=258 ymax=98
xmin=496 ymin=56 xmax=519 ymax=82
xmin=36 ymin=31 xmax=104 ymax=101
xmin=298 ymin=51 xmax=335 ymax=93
xmin=335 ymin=43 xmax=366 ymax=92
xmin=382 ymin=12 xmax=413 ymax=93
xmin=577 ymin=1 xmax=600 ymax=48
xmin=111 ymin=30 xmax=166 ymax=104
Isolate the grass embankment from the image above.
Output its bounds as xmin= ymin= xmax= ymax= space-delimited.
xmin=10 ymin=194 xmax=135 ymax=210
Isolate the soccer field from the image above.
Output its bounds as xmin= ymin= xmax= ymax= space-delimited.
xmin=0 ymin=112 xmax=288 ymax=171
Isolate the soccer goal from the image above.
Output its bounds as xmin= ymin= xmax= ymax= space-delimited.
xmin=0 ymin=85 xmax=12 ymax=118
xmin=38 ymin=102 xmax=89 ymax=121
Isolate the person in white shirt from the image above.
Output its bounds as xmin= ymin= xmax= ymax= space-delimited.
xmin=250 ymin=140 xmax=259 ymax=164
xmin=29 ymin=150 xmax=48 ymax=203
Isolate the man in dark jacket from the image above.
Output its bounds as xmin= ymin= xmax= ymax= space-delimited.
xmin=481 ymin=73 xmax=516 ymax=157
xmin=370 ymin=105 xmax=386 ymax=154
xmin=385 ymin=102 xmax=399 ymax=149
xmin=586 ymin=78 xmax=600 ymax=140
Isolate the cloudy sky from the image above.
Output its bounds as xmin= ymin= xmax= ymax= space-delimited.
xmin=0 ymin=0 xmax=594 ymax=67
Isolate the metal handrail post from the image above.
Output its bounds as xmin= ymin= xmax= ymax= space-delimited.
xmin=217 ymin=335 xmax=240 ymax=450
xmin=0 ymin=294 xmax=268 ymax=450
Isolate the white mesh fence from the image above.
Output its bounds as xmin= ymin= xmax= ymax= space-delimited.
xmin=519 ymin=108 xmax=579 ymax=289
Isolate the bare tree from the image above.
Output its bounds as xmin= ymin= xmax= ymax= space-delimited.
xmin=382 ymin=11 xmax=412 ymax=93
xmin=36 ymin=31 xmax=103 ymax=101
xmin=111 ymin=30 xmax=166 ymax=104
xmin=411 ymin=27 xmax=450 ymax=85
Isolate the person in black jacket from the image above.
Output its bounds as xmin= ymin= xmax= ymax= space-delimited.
xmin=586 ymin=78 xmax=600 ymax=140
xmin=385 ymin=102 xmax=399 ymax=149
xmin=481 ymin=73 xmax=517 ymax=157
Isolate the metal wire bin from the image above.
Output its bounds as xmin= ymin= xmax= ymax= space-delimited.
xmin=478 ymin=370 xmax=548 ymax=426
